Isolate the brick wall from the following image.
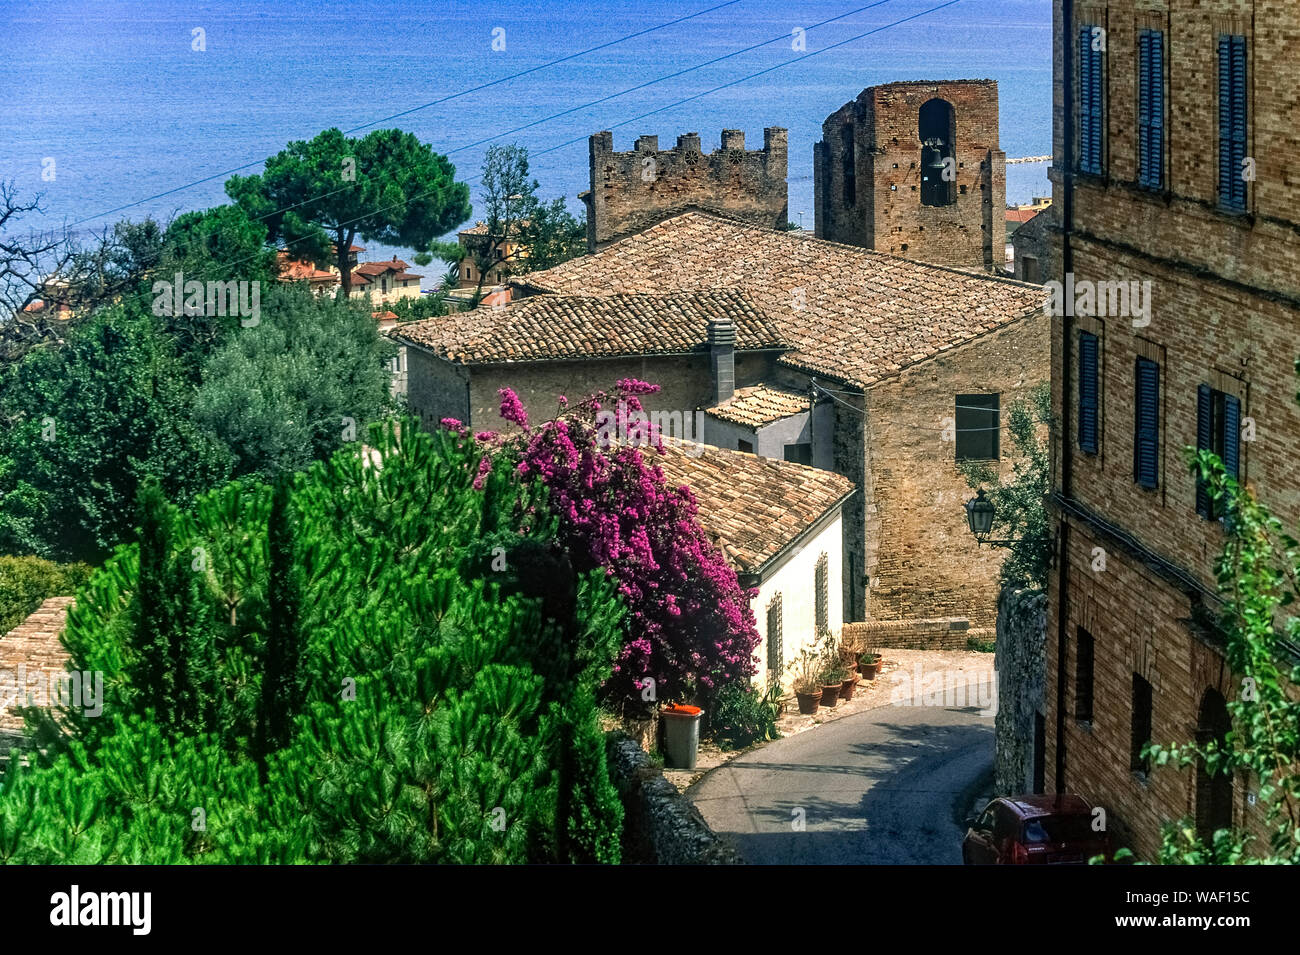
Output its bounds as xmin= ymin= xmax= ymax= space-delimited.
xmin=815 ymin=80 xmax=1006 ymax=270
xmin=584 ymin=129 xmax=788 ymax=250
xmin=865 ymin=311 xmax=1050 ymax=630
xmin=843 ymin=617 xmax=972 ymax=650
xmin=1045 ymin=0 xmax=1300 ymax=858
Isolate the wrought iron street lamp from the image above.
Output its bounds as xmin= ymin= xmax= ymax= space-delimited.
xmin=964 ymin=488 xmax=1054 ymax=552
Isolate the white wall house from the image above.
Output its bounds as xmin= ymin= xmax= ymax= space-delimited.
xmin=656 ymin=441 xmax=855 ymax=690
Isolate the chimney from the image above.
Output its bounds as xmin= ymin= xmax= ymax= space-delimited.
xmin=708 ymin=315 xmax=736 ymax=405
xmin=720 ymin=129 xmax=745 ymax=150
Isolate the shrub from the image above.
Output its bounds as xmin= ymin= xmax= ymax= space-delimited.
xmin=0 ymin=555 xmax=94 ymax=635
xmin=708 ymin=681 xmax=782 ymax=750
xmin=0 ymin=418 xmax=626 ymax=864
xmin=480 ymin=382 xmax=762 ymax=709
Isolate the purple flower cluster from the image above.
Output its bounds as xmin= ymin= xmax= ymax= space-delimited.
xmin=494 ymin=382 xmax=760 ymax=703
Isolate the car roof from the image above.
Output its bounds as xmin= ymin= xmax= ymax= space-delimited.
xmin=993 ymin=794 xmax=1092 ymax=819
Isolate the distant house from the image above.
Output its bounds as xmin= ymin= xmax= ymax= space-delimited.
xmin=397 ymin=211 xmax=1047 ymax=638
xmin=457 ymin=221 xmax=529 ymax=289
xmin=656 ymin=441 xmax=854 ymax=688
xmin=277 ymin=246 xmax=423 ymax=306
xmin=1009 ymin=207 xmax=1056 ymax=285
xmin=349 ymin=258 xmax=423 ymax=306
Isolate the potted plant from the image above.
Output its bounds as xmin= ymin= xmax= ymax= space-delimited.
xmin=858 ymin=652 xmax=881 ymax=680
xmin=793 ymin=675 xmax=823 ymax=714
xmin=790 ymin=645 xmax=823 ymax=715
xmin=839 ymin=670 xmax=857 ymax=701
xmin=819 ymin=660 xmax=846 ymax=708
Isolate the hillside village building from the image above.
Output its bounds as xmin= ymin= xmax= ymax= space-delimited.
xmin=656 ymin=441 xmax=855 ymax=685
xmin=396 ymin=206 xmax=1046 ymax=638
xmin=1042 ymin=0 xmax=1298 ymax=858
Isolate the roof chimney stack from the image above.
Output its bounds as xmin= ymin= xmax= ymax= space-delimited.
xmin=708 ymin=315 xmax=736 ymax=405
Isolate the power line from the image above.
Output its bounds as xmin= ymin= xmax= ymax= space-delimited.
xmin=186 ymin=0 xmax=905 ymax=257
xmin=174 ymin=0 xmax=965 ymax=288
xmin=59 ymin=0 xmax=750 ymax=231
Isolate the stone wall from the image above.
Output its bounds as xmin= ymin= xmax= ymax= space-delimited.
xmin=605 ymin=732 xmax=739 ymax=864
xmin=843 ymin=617 xmax=972 ymax=650
xmin=584 ymin=128 xmax=788 ymax=250
xmin=815 ymin=80 xmax=1006 ymax=270
xmin=994 ymin=588 xmax=1046 ymax=796
xmin=404 ymin=349 xmax=780 ymax=434
xmin=864 ymin=311 xmax=1049 ymax=630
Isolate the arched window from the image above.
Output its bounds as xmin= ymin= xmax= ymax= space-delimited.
xmin=919 ymin=98 xmax=957 ymax=207
xmin=1195 ymin=689 xmax=1234 ymax=843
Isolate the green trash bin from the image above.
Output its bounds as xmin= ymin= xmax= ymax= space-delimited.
xmin=661 ymin=704 xmax=703 ymax=769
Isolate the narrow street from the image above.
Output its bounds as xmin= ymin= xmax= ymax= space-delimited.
xmin=688 ymin=684 xmax=994 ymax=864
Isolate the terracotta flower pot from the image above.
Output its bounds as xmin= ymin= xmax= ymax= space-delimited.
xmin=820 ymin=682 xmax=841 ymax=707
xmin=859 ymin=657 xmax=881 ymax=680
xmin=839 ymin=676 xmax=856 ymax=701
xmin=795 ymin=690 xmax=822 ymax=715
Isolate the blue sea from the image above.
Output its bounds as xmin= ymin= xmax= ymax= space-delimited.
xmin=0 ymin=0 xmax=1052 ymax=264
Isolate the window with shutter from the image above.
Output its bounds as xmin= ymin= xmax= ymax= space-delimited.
xmin=766 ymin=594 xmax=783 ymax=673
xmin=1078 ymin=25 xmax=1104 ymax=175
xmin=814 ymin=554 xmax=829 ymax=634
xmin=1218 ymin=35 xmax=1248 ymax=211
xmin=1196 ymin=385 xmax=1243 ymax=520
xmin=1138 ymin=31 xmax=1165 ymax=189
xmin=1134 ymin=358 xmax=1160 ymax=489
xmin=1078 ymin=331 xmax=1099 ymax=453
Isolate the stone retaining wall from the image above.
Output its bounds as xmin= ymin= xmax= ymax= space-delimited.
xmin=843 ymin=616 xmax=974 ymax=650
xmin=605 ymin=731 xmax=739 ymax=865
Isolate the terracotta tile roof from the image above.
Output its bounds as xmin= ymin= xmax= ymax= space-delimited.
xmin=654 ymin=441 xmax=854 ymax=573
xmin=0 ymin=597 xmax=73 ymax=734
xmin=516 ymin=212 xmax=1045 ymax=388
xmin=354 ymin=258 xmax=412 ymax=276
xmin=706 ymin=383 xmax=810 ymax=428
xmin=277 ymin=253 xmax=338 ymax=283
xmin=393 ymin=290 xmax=783 ymax=364
xmin=1006 ymin=208 xmax=1040 ymax=224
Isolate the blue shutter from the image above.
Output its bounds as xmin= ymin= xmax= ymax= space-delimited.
xmin=1079 ymin=26 xmax=1102 ymax=174
xmin=1138 ymin=33 xmax=1152 ymax=186
xmin=1218 ymin=38 xmax=1233 ymax=205
xmin=1196 ymin=383 xmax=1212 ymax=517
xmin=1149 ymin=32 xmax=1164 ymax=188
xmin=1231 ymin=37 xmax=1247 ymax=209
xmin=1078 ymin=332 xmax=1099 ymax=453
xmin=1219 ymin=36 xmax=1248 ymax=210
xmin=1134 ymin=358 xmax=1159 ymax=489
xmin=1222 ymin=394 xmax=1241 ymax=479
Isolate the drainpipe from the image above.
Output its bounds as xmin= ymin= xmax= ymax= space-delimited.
xmin=1055 ymin=0 xmax=1076 ymax=795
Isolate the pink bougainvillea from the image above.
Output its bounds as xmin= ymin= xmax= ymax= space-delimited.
xmin=471 ymin=381 xmax=760 ymax=704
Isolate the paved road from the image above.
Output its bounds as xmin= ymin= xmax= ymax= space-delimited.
xmin=688 ymin=686 xmax=994 ymax=864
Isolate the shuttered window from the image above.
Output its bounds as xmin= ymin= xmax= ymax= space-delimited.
xmin=766 ymin=594 xmax=783 ymax=672
xmin=1078 ymin=331 xmax=1100 ymax=454
xmin=1218 ymin=35 xmax=1248 ymax=211
xmin=814 ymin=554 xmax=829 ymax=634
xmin=1134 ymin=357 xmax=1160 ymax=489
xmin=1137 ymin=30 xmax=1165 ymax=189
xmin=1079 ymin=25 xmax=1105 ymax=175
xmin=1196 ymin=384 xmax=1242 ymax=520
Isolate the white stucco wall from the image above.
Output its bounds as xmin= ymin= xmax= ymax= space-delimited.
xmin=751 ymin=509 xmax=845 ymax=689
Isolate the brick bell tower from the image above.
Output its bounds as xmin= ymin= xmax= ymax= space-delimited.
xmin=814 ymin=80 xmax=1006 ymax=271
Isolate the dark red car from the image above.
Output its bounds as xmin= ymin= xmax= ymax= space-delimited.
xmin=962 ymin=794 xmax=1111 ymax=864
